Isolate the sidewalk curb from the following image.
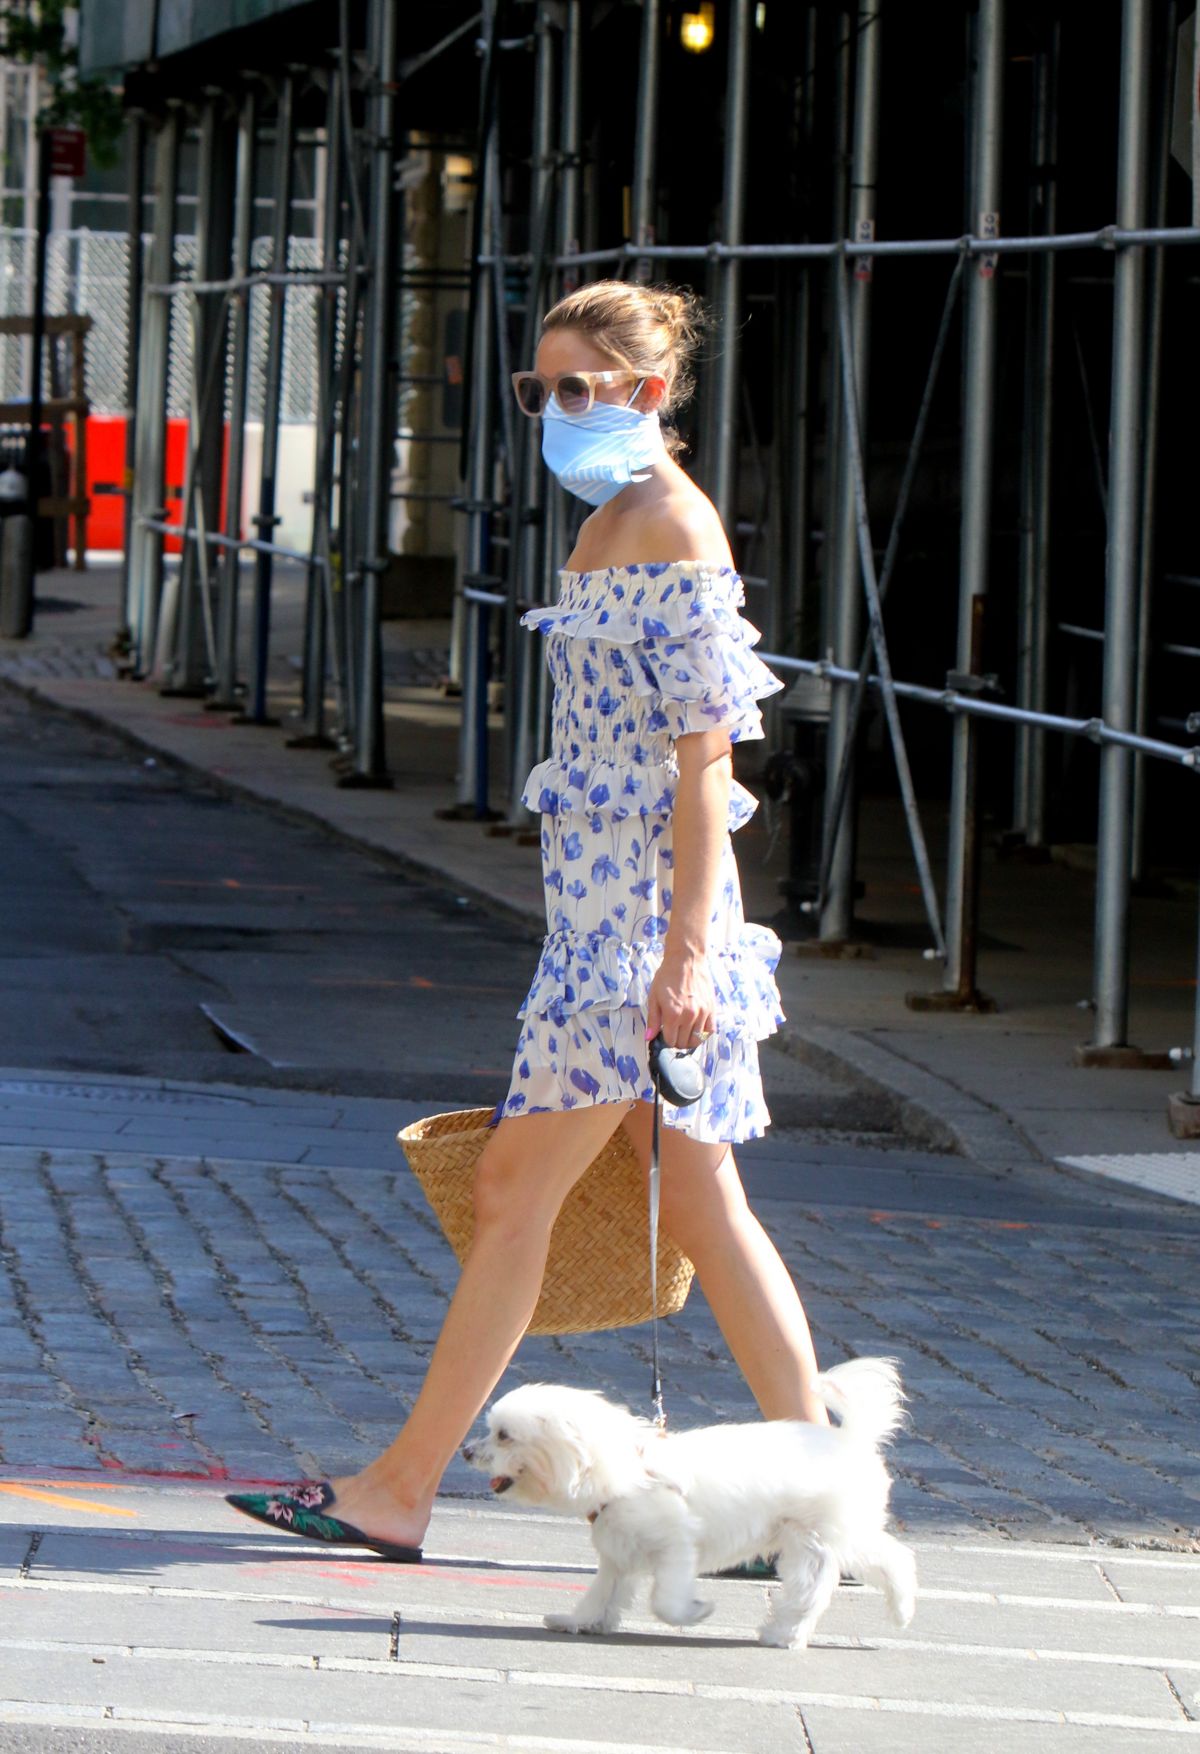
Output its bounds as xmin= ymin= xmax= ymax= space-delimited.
xmin=780 ymin=1022 xmax=1047 ymax=1171
xmin=3 ymin=669 xmax=1042 ymax=1171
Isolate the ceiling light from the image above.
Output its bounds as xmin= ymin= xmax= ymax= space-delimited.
xmin=680 ymin=4 xmax=715 ymax=54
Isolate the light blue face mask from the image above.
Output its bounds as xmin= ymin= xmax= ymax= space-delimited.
xmin=540 ymin=387 xmax=668 ymax=507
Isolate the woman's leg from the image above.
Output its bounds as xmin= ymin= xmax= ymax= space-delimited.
xmin=622 ymin=1105 xmax=828 ymax=1425
xmin=329 ymin=1102 xmax=632 ymax=1546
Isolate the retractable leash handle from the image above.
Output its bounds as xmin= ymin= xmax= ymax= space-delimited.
xmin=646 ymin=1032 xmax=707 ymax=1430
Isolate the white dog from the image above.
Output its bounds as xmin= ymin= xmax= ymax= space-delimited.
xmin=464 ymin=1357 xmax=917 ymax=1649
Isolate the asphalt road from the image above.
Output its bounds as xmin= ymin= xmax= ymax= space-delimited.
xmin=0 ymin=686 xmax=542 ymax=1105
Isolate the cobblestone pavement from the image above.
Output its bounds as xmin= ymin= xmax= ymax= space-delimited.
xmin=0 ymin=1082 xmax=1197 ymax=1551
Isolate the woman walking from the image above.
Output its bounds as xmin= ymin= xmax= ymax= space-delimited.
xmin=228 ymin=281 xmax=826 ymax=1560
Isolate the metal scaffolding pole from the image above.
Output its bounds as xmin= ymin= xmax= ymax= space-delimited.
xmin=349 ymin=3 xmax=399 ymax=785
xmin=127 ymin=107 xmax=179 ymax=675
xmin=631 ymin=0 xmax=661 ymax=284
xmin=941 ymin=0 xmax=1003 ymax=1003
xmin=505 ymin=0 xmax=556 ymax=823
xmin=783 ymin=5 xmax=820 ymax=655
xmin=1131 ymin=0 xmax=1176 ymax=885
xmin=1086 ymin=0 xmax=1151 ymax=1054
xmin=164 ymin=94 xmax=235 ymax=694
xmin=710 ymin=0 xmax=752 ymax=534
xmin=293 ymin=69 xmax=344 ymax=749
xmin=243 ymin=72 xmax=296 ymax=727
xmin=1014 ymin=24 xmax=1058 ymax=848
xmin=819 ymin=1 xmax=882 ymax=945
xmin=533 ymin=0 xmax=583 ymax=757
xmin=455 ymin=5 xmax=501 ymax=814
xmin=211 ymin=85 xmax=258 ymax=710
xmin=117 ymin=110 xmax=145 ymax=651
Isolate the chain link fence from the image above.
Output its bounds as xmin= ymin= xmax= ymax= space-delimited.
xmin=0 ymin=228 xmax=322 ymax=423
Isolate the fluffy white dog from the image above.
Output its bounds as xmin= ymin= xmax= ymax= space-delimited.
xmin=464 ymin=1357 xmax=917 ymax=1648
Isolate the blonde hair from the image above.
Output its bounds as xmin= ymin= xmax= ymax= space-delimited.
xmin=542 ymin=280 xmax=707 ymax=454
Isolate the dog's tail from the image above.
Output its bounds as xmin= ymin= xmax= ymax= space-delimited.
xmin=815 ymin=1357 xmax=907 ymax=1448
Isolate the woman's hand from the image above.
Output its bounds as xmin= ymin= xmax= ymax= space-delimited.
xmin=646 ymin=947 xmax=717 ymax=1049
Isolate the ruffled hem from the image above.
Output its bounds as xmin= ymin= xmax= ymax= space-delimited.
xmin=516 ymin=921 xmax=784 ymax=1042
xmin=503 ymin=1010 xmax=774 ymax=1144
xmin=521 ymin=561 xmax=754 ymax=646
xmin=521 ymin=563 xmax=783 ymax=747
xmin=520 ymin=754 xmax=760 ymax=835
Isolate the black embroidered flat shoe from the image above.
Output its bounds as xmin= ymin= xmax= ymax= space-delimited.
xmin=225 ymin=1479 xmax=423 ymax=1563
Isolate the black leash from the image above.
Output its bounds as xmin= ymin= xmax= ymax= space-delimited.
xmin=648 ymin=1083 xmax=665 ymax=1428
xmin=645 ymin=1032 xmax=706 ymax=1431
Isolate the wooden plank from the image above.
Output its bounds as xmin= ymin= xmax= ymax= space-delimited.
xmin=0 ymin=314 xmax=93 ymax=338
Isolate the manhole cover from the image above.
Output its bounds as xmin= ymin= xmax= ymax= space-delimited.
xmin=0 ymin=1080 xmax=248 ymax=1108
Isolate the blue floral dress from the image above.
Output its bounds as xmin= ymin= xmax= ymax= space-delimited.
xmin=501 ymin=562 xmax=786 ymax=1144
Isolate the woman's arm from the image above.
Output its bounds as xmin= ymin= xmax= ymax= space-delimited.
xmin=645 ymin=728 xmax=732 ymax=1049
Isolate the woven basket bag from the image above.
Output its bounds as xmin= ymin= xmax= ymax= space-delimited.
xmin=397 ymin=1108 xmax=695 ymax=1336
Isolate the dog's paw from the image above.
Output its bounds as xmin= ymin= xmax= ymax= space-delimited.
xmin=656 ymin=1596 xmax=715 ymax=1629
xmin=758 ymin=1620 xmax=806 ymax=1649
xmin=891 ymin=1592 xmax=916 ymax=1629
xmin=543 ymin=1612 xmax=583 ymax=1635
xmin=544 ymin=1611 xmax=615 ymax=1637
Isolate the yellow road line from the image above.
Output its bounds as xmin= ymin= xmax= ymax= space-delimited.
xmin=0 ymin=1484 xmax=136 ymax=1518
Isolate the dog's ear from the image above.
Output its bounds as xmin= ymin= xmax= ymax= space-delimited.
xmin=520 ymin=1416 xmax=591 ymax=1504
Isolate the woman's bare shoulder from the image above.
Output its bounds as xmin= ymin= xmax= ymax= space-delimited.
xmin=617 ymin=486 xmax=733 ymax=568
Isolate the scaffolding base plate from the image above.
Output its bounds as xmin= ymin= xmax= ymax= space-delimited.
xmin=337 ymin=770 xmax=394 ymax=792
xmin=905 ymin=987 xmax=998 ymax=1014
xmin=1073 ymin=1042 xmax=1174 ymax=1071
xmin=1168 ymin=1092 xmax=1200 ymax=1140
xmin=286 ymin=731 xmax=337 ymax=750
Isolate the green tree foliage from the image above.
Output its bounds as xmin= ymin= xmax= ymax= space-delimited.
xmin=0 ymin=1 xmax=124 ymax=167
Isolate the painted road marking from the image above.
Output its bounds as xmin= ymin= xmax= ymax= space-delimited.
xmin=0 ymin=1702 xmax=732 ymax=1753
xmin=0 ymin=1484 xmax=135 ymax=1517
xmin=0 ymin=1685 xmax=1195 ymax=1742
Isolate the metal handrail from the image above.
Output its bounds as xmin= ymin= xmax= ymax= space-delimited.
xmin=760 ymin=649 xmax=1200 ymax=770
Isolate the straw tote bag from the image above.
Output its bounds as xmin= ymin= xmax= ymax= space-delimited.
xmin=397 ymin=1108 xmax=695 ymax=1335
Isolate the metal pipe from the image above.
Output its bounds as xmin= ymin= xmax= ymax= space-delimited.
xmin=630 ymin=0 xmax=662 ymax=283
xmin=350 ymin=3 xmax=399 ymax=784
xmin=127 ymin=108 xmax=180 ymax=672
xmin=762 ymin=650 xmax=1200 ymax=768
xmin=146 ymin=269 xmax=350 ymax=295
xmin=117 ymin=110 xmax=145 ymax=647
xmin=166 ymin=96 xmax=235 ymax=695
xmin=943 ymin=0 xmax=1003 ymax=1001
xmin=819 ymin=1 xmax=883 ymax=945
xmin=710 ymin=0 xmax=752 ymax=533
xmin=1014 ymin=23 xmax=1059 ymax=847
xmin=456 ymin=2 xmax=501 ymax=814
xmin=559 ymin=0 xmax=583 ymax=286
xmin=534 ymin=0 xmax=584 ymax=757
xmin=782 ymin=4 xmax=820 ymax=655
xmin=1131 ymin=0 xmax=1176 ymax=883
xmin=137 ymin=517 xmax=324 ymax=568
xmin=521 ymin=222 xmax=1200 ymax=270
xmin=816 ymin=253 xmax=964 ymax=918
xmin=1092 ymin=0 xmax=1151 ymax=1048
xmin=831 ymin=260 xmax=946 ymax=956
xmin=295 ymin=68 xmax=344 ymax=748
xmin=505 ymin=0 xmax=556 ymax=824
xmin=211 ymin=85 xmax=258 ymax=710
xmin=245 ymin=72 xmax=297 ymax=728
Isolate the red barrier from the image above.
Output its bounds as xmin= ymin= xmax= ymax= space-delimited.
xmin=68 ymin=416 xmax=193 ymax=554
